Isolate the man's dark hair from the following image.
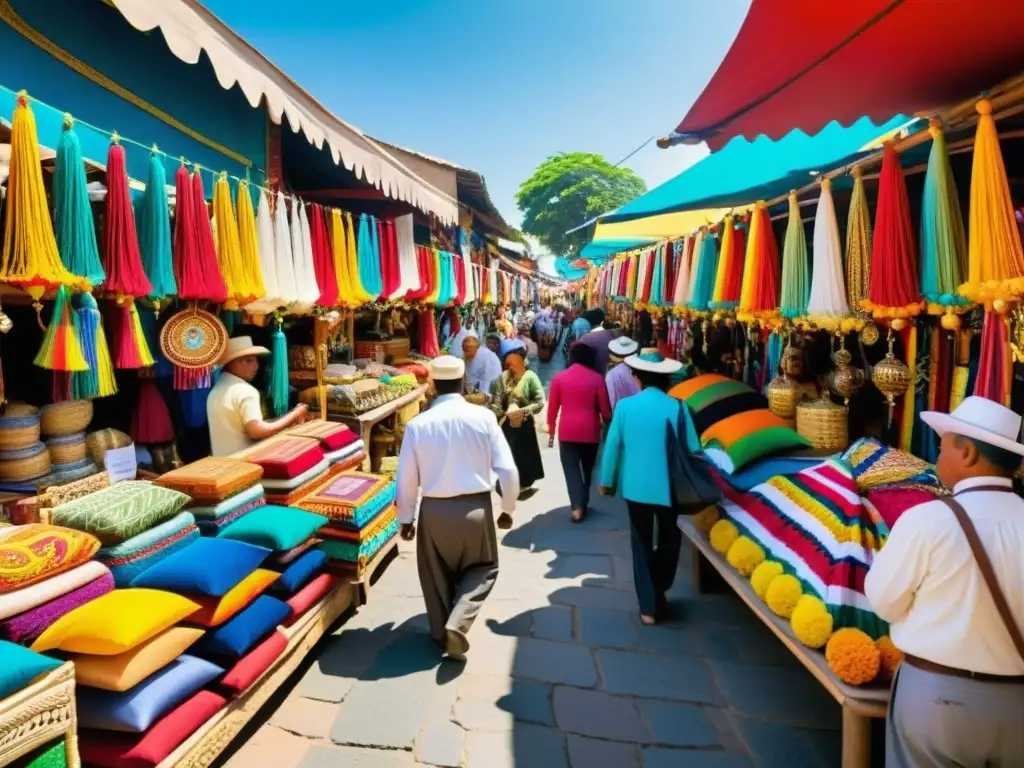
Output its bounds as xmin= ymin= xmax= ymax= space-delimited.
xmin=955 ymin=435 xmax=1022 ymax=473
xmin=434 ymin=378 xmax=464 ymax=396
xmin=502 ymin=347 xmax=527 ymax=365
xmin=602 ymin=320 xmax=620 ymax=331
xmin=633 ymin=369 xmax=670 ymax=392
xmin=568 ymin=342 xmax=597 ymax=369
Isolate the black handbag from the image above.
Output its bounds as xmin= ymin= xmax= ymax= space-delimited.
xmin=666 ymin=402 xmax=722 ymax=515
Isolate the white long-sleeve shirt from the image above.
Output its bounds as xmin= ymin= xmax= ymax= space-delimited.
xmin=396 ymin=394 xmax=519 ymax=524
xmin=464 ymin=348 xmax=503 ymax=396
xmin=864 ymin=475 xmax=1024 ymax=675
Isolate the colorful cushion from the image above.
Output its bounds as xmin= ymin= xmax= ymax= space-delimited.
xmin=77 ymin=654 xmax=223 ymax=733
xmin=51 ymin=482 xmax=190 ymax=545
xmin=235 ymin=437 xmax=324 ymax=480
xmin=0 ymin=640 xmax=62 ymax=699
xmin=283 ymin=420 xmax=352 ymax=451
xmin=217 ymin=630 xmax=287 ymax=696
xmin=319 ymin=515 xmax=399 ymax=568
xmin=324 ymin=439 xmax=365 ymax=465
xmin=284 ymin=573 xmax=339 ymax=626
xmin=0 ymin=569 xmax=115 ymax=645
xmin=272 ymin=537 xmax=321 ymax=567
xmin=71 ymin=627 xmax=205 ymax=691
xmin=218 ymin=506 xmax=328 ymax=552
xmin=187 ymin=484 xmax=265 ymax=521
xmin=263 ymin=458 xmax=363 ymax=506
xmin=669 ymin=375 xmax=769 ymax=436
xmin=259 ymin=458 xmax=330 ymax=491
xmin=667 ymin=373 xmax=731 ymax=401
xmin=270 ymin=550 xmax=327 ymax=596
xmin=193 ymin=595 xmax=290 ymax=659
xmin=296 ymin=472 xmax=395 ymax=527
xmin=154 ymin=458 xmax=263 ymax=505
xmin=78 ymin=690 xmax=227 ymax=768
xmin=188 ymin=569 xmax=279 ymax=627
xmin=13 ymin=739 xmax=66 ymax=768
xmin=0 ymin=524 xmax=100 ymax=593
xmin=702 ymin=409 xmax=811 ymax=473
xmin=0 ymin=560 xmax=109 ymax=620
xmin=96 ymin=512 xmax=200 ymax=587
xmin=31 ymin=589 xmax=200 ymax=655
xmin=130 ymin=538 xmax=270 ymax=597
xmin=194 ymin=496 xmax=266 ymax=536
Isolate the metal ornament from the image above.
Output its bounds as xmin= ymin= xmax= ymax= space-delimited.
xmin=871 ymin=329 xmax=911 ymax=425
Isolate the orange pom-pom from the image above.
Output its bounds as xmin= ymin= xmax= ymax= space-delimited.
xmin=825 ymin=628 xmax=880 ymax=685
xmin=875 ymin=636 xmax=903 ymax=683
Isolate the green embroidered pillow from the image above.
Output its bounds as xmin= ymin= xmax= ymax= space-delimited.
xmin=52 ymin=481 xmax=191 ymax=546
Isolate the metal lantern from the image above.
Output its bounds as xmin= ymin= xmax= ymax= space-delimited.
xmin=872 ymin=331 xmax=911 ymax=424
xmin=829 ymin=336 xmax=864 ymax=408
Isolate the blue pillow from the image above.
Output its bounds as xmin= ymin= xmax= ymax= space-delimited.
xmin=271 ymin=550 xmax=328 ymax=596
xmin=130 ymin=538 xmax=270 ymax=597
xmin=76 ymin=654 xmax=222 ymax=732
xmin=193 ymin=596 xmax=290 ymax=659
xmin=0 ymin=641 xmax=62 ymax=699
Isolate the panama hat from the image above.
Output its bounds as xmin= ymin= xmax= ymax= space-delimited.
xmin=608 ymin=337 xmax=639 ymax=357
xmin=625 ymin=351 xmax=683 ymax=375
xmin=921 ymin=396 xmax=1024 ymax=456
xmin=217 ymin=336 xmax=269 ymax=367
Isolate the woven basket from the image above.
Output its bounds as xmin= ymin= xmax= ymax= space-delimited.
xmin=288 ymin=345 xmax=318 ymax=371
xmin=86 ymin=429 xmax=132 ymax=467
xmin=796 ymin=396 xmax=849 ymax=452
xmin=46 ymin=432 xmax=87 ymax=465
xmin=40 ymin=400 xmax=93 ymax=437
xmin=0 ymin=442 xmax=51 ymax=482
xmin=354 ymin=337 xmax=410 ymax=363
xmin=0 ymin=404 xmax=41 ymax=451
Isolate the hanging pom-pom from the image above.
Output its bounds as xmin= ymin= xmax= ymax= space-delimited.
xmin=846 ymin=167 xmax=872 ymax=311
xmin=268 ymin=318 xmax=290 ymax=417
xmin=34 ymin=285 xmax=88 ymax=372
xmin=53 ymin=115 xmax=105 ymax=287
xmin=213 ymin=174 xmax=258 ymax=309
xmin=863 ymin=142 xmax=922 ymax=322
xmin=921 ymin=121 xmax=968 ymax=315
xmin=235 ymin=180 xmax=266 ymax=304
xmin=780 ymin=192 xmax=809 ymax=320
xmin=103 ymin=140 xmax=152 ymax=299
xmin=112 ymin=299 xmax=155 ymax=370
xmin=310 ymin=204 xmax=339 ymax=307
xmin=960 ymin=99 xmax=1024 ymax=307
xmin=137 ymin=150 xmax=177 ymax=301
xmin=1 ymin=93 xmax=85 ymax=313
xmin=806 ymin=179 xmax=851 ymax=330
xmin=71 ymin=293 xmax=116 ymax=399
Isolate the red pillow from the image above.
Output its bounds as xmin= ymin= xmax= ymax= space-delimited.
xmin=79 ymin=690 xmax=227 ymax=768
xmin=218 ymin=630 xmax=288 ymax=696
xmin=284 ymin=573 xmax=339 ymax=626
xmin=242 ymin=437 xmax=325 ymax=480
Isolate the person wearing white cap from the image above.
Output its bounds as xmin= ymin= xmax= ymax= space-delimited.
xmin=865 ymin=396 xmax=1024 ymax=766
xmin=396 ymin=355 xmax=519 ymax=660
xmin=606 ymin=336 xmax=641 ymax=409
xmin=206 ymin=336 xmax=307 ymax=457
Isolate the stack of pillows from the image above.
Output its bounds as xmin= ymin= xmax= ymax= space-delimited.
xmin=293 ymin=470 xmax=398 ymax=577
xmin=154 ymin=458 xmax=266 ymax=537
xmin=254 ymin=426 xmax=365 ymax=506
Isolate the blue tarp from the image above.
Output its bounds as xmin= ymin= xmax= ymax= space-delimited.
xmin=579 ymin=237 xmax=660 ymax=261
xmin=603 ymin=116 xmax=918 ymax=224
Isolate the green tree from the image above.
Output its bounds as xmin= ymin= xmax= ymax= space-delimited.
xmin=516 ymin=152 xmax=647 ymax=257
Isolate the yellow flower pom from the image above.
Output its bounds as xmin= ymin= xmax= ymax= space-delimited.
xmin=790 ymin=595 xmax=834 ymax=649
xmin=826 ymin=628 xmax=881 ymax=685
xmin=765 ymin=574 xmax=802 ymax=618
xmin=709 ymin=520 xmax=739 ymax=554
xmin=875 ymin=636 xmax=903 ymax=683
xmin=750 ymin=561 xmax=783 ymax=598
xmin=725 ymin=536 xmax=765 ymax=576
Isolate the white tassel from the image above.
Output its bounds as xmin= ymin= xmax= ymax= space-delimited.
xmin=274 ymin=192 xmax=298 ymax=306
xmin=246 ymin=189 xmax=283 ymax=314
xmin=807 ymin=180 xmax=850 ymax=319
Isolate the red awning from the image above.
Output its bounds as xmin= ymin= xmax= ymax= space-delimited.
xmin=671 ymin=0 xmax=1024 ymax=150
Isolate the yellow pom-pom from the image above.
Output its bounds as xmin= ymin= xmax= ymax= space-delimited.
xmin=765 ymin=574 xmax=802 ymax=618
xmin=725 ymin=536 xmax=765 ymax=577
xmin=825 ymin=628 xmax=881 ymax=685
xmin=709 ymin=519 xmax=739 ymax=554
xmin=750 ymin=561 xmax=783 ymax=598
xmin=875 ymin=636 xmax=903 ymax=683
xmin=790 ymin=595 xmax=834 ymax=649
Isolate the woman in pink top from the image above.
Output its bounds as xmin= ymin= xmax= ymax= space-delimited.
xmin=547 ymin=343 xmax=613 ymax=522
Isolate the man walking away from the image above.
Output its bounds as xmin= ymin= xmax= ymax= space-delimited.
xmin=396 ymin=356 xmax=520 ymax=660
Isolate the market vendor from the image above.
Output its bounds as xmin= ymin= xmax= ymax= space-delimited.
xmin=206 ymin=336 xmax=308 ymax=457
xmin=463 ymin=333 xmax=502 ymax=399
xmin=864 ymin=396 xmax=1024 ymax=767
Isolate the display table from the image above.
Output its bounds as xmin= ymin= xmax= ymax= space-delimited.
xmin=678 ymin=517 xmax=889 ymax=768
xmin=156 ymin=582 xmax=356 ymax=768
xmin=0 ymin=661 xmax=80 ymax=768
xmin=328 ymin=535 xmax=400 ymax=606
xmin=330 ymin=385 xmax=428 ymax=471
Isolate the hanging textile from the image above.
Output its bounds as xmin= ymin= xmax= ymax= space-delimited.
xmin=711 ymin=218 xmax=741 ymax=311
xmin=806 ymin=179 xmax=850 ymax=329
xmin=235 ymin=181 xmax=266 ymax=305
xmin=53 ymin=117 xmax=104 ymax=287
xmin=690 ymin=232 xmax=720 ymax=312
xmin=779 ymin=193 xmax=809 ymax=320
xmin=292 ymin=202 xmax=320 ymax=312
xmin=845 ymin=167 xmax=872 ymax=311
xmin=920 ymin=121 xmax=968 ymax=322
xmin=272 ymin=191 xmax=299 ymax=306
xmin=975 ymin=313 xmax=1011 ymax=405
xmin=738 ymin=202 xmax=780 ymax=321
xmin=341 ymin=211 xmax=373 ymax=305
xmin=246 ymin=189 xmax=282 ymax=314
xmin=459 ymin=231 xmax=476 ymax=304
xmin=392 ymin=214 xmax=420 ymax=299
xmin=213 ymin=175 xmax=257 ymax=308
xmin=330 ymin=208 xmax=356 ymax=307
xmin=454 ymin=252 xmax=467 ymax=305
xmin=71 ymin=292 xmax=116 ymax=399
xmin=103 ymin=142 xmax=152 ymax=300
xmin=137 ymin=153 xmax=176 ymax=301
xmin=191 ymin=170 xmax=227 ymax=302
xmin=672 ymin=237 xmax=692 ymax=307
xmin=356 ymin=214 xmax=383 ymax=299
xmin=172 ymin=167 xmax=221 ymax=301
xmin=310 ymin=204 xmax=339 ymax=307
xmin=378 ymin=219 xmax=401 ymax=299
xmin=686 ymin=231 xmax=705 ymax=307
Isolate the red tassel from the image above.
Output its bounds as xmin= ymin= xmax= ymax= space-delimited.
xmin=454 ymin=252 xmax=467 ymax=305
xmin=103 ymin=143 xmax=152 ymax=298
xmin=378 ymin=220 xmax=400 ymax=299
xmin=173 ymin=169 xmax=227 ymax=302
xmin=975 ymin=311 xmax=1011 ymax=405
xmin=111 ymin=301 xmax=154 ymax=370
xmin=173 ymin=366 xmax=211 ymax=391
xmin=311 ymin=204 xmax=339 ymax=307
xmin=724 ymin=220 xmax=746 ymax=303
xmin=52 ymin=372 xmax=71 ymax=403
xmin=419 ymin=310 xmax=440 ymax=357
xmin=132 ymin=378 xmax=175 ymax=444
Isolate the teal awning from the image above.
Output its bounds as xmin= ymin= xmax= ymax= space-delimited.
xmin=579 ymin=237 xmax=659 ymax=261
xmin=603 ymin=116 xmax=918 ymax=224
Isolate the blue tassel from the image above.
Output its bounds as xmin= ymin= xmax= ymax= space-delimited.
xmin=762 ymin=332 xmax=784 ymax=396
xmin=138 ymin=152 xmax=177 ymax=300
xmin=268 ymin=323 xmax=289 ymax=417
xmin=357 ymin=214 xmax=383 ymax=298
xmin=53 ymin=118 xmax=105 ymax=286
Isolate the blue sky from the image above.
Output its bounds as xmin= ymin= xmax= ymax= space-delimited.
xmin=205 ymin=0 xmax=749 ymax=238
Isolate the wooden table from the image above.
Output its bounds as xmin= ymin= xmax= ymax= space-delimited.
xmin=330 ymin=385 xmax=428 ymax=471
xmin=678 ymin=517 xmax=889 ymax=768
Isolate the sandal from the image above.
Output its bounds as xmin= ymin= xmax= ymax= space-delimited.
xmin=639 ymin=613 xmax=657 ymax=626
xmin=571 ymin=508 xmax=585 ymax=523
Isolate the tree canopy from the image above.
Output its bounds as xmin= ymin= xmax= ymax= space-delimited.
xmin=515 ymin=152 xmax=647 ymax=257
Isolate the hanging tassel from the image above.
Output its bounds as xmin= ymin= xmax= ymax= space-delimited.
xmin=344 ymin=211 xmax=373 ymax=304
xmin=173 ymin=166 xmax=226 ymax=301
xmin=245 ymin=187 xmax=281 ymax=314
xmin=310 ymin=204 xmax=339 ymax=307
xmin=806 ymin=179 xmax=852 ymax=330
xmin=780 ymin=192 xmax=809 ymax=320
xmin=132 ymin=379 xmax=175 ymax=444
xmin=53 ymin=116 xmax=105 ymax=287
xmin=1 ymin=93 xmax=85 ymax=316
xmin=845 ymin=167 xmax=872 ymax=311
xmin=71 ymin=293 xmax=116 ymax=399
xmin=138 ymin=151 xmax=177 ymax=301
xmin=136 ymin=303 xmax=172 ymax=379
xmin=738 ymin=202 xmax=780 ymax=322
xmin=863 ymin=142 xmax=922 ymax=325
xmin=711 ymin=218 xmax=743 ymax=311
xmin=34 ymin=285 xmax=88 ymax=371
xmin=673 ymin=236 xmax=693 ymax=308
xmin=268 ymin=319 xmax=289 ymax=417
xmin=214 ymin=174 xmax=257 ymax=308
xmin=112 ymin=299 xmax=154 ymax=370
xmin=689 ymin=232 xmax=719 ymax=313
xmin=921 ymin=120 xmax=969 ymax=324
xmin=975 ymin=312 xmax=1011 ymax=405
xmin=235 ymin=180 xmax=266 ymax=305
xmin=273 ymin=191 xmax=299 ymax=306
xmin=961 ymin=98 xmax=1024 ymax=307
xmin=103 ymin=140 xmax=152 ymax=299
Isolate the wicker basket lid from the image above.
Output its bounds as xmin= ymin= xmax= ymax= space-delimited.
xmin=160 ymin=308 xmax=229 ymax=370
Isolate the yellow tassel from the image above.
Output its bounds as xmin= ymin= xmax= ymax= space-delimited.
xmin=94 ymin=316 xmax=118 ymax=397
xmin=1 ymin=93 xmax=84 ymax=304
xmin=898 ymin=325 xmax=916 ymax=452
xmin=235 ymin=181 xmax=266 ymax=302
xmin=343 ymin=211 xmax=374 ymax=304
xmin=213 ymin=175 xmax=256 ymax=308
xmin=131 ymin=301 xmax=155 ymax=368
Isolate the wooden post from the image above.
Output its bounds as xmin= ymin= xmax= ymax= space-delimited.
xmin=841 ymin=704 xmax=872 ymax=768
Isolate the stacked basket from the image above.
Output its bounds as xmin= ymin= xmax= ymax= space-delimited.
xmin=0 ymin=405 xmax=50 ymax=492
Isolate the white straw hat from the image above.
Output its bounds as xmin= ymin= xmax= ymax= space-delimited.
xmin=217 ymin=336 xmax=270 ymax=367
xmin=921 ymin=396 xmax=1024 ymax=456
xmin=625 ymin=351 xmax=683 ymax=375
xmin=430 ymin=355 xmax=466 ymax=381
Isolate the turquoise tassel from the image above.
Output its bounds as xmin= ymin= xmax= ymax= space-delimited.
xmin=920 ymin=123 xmax=968 ymax=308
xmin=137 ymin=152 xmax=177 ymax=299
xmin=357 ymin=214 xmax=383 ymax=298
xmin=780 ymin=194 xmax=810 ymax=319
xmin=649 ymin=246 xmax=665 ymax=307
xmin=762 ymin=332 xmax=784 ymax=395
xmin=268 ymin=323 xmax=289 ymax=417
xmin=53 ymin=118 xmax=105 ymax=286
xmin=689 ymin=234 xmax=719 ymax=312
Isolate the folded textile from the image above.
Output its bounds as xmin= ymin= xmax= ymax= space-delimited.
xmin=264 ymin=454 xmax=365 ymax=506
xmin=0 ymin=570 xmax=115 ymax=645
xmin=283 ymin=421 xmax=353 ymax=451
xmin=319 ymin=516 xmax=399 ymax=569
xmin=96 ymin=512 xmax=199 ymax=587
xmin=320 ymin=502 xmax=397 ymax=542
xmin=295 ymin=472 xmax=395 ymax=527
xmin=188 ymin=484 xmax=264 ymax=521
xmin=234 ymin=437 xmax=324 ymax=480
xmin=260 ymin=458 xmax=330 ymax=491
xmin=155 ymin=458 xmax=263 ymax=505
xmin=324 ymin=439 xmax=365 ymax=465
xmin=0 ymin=560 xmax=109 ymax=620
xmin=194 ymin=497 xmax=266 ymax=535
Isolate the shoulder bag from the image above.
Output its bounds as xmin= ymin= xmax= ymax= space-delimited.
xmin=666 ymin=401 xmax=722 ymax=515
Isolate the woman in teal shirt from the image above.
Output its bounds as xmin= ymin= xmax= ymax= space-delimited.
xmin=598 ymin=351 xmax=700 ymax=624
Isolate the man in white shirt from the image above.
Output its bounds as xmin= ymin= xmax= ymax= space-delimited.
xmin=864 ymin=397 xmax=1024 ymax=767
xmin=396 ymin=355 xmax=520 ymax=660
xmin=462 ymin=334 xmax=502 ymax=398
xmin=206 ymin=336 xmax=307 ymax=457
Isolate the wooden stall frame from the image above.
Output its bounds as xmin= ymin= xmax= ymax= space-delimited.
xmin=349 ymin=534 xmax=399 ymax=606
xmin=331 ymin=385 xmax=428 ymax=472
xmin=0 ymin=661 xmax=79 ymax=768
xmin=678 ymin=517 xmax=888 ymax=768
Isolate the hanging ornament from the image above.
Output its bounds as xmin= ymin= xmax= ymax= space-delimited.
xmin=845 ymin=167 xmax=872 ymax=312
xmin=806 ymin=179 xmax=852 ymax=331
xmin=872 ymin=329 xmax=911 ymax=425
xmin=34 ymin=285 xmax=88 ymax=372
xmin=103 ymin=138 xmax=152 ymax=301
xmin=780 ymin=192 xmax=809 ymax=321
xmin=112 ymin=299 xmax=155 ymax=370
xmin=53 ymin=115 xmax=105 ymax=288
xmin=137 ymin=150 xmax=177 ymax=304
xmin=159 ymin=307 xmax=227 ymax=390
xmin=267 ymin=316 xmax=290 ymax=417
xmin=829 ymin=335 xmax=865 ymax=408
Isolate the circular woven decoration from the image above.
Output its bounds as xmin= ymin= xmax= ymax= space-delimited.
xmin=160 ymin=309 xmax=228 ymax=369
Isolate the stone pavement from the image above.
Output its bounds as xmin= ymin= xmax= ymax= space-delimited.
xmin=222 ymin=446 xmax=845 ymax=766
